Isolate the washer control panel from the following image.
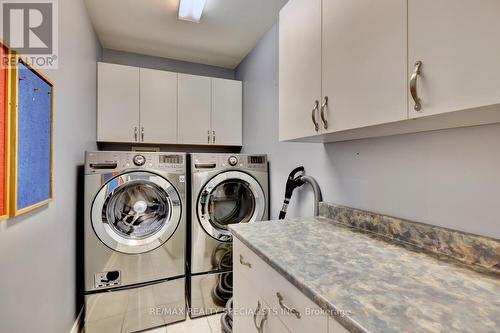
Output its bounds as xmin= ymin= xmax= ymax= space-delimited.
xmin=85 ymin=151 xmax=186 ymax=174
xmin=94 ymin=271 xmax=121 ymax=289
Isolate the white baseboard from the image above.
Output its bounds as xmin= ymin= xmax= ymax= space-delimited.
xmin=70 ymin=307 xmax=84 ymax=333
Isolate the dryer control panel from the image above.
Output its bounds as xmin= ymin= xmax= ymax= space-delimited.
xmin=193 ymin=154 xmax=267 ymax=172
xmin=85 ymin=151 xmax=186 ymax=174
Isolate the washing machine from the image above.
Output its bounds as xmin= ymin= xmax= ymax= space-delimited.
xmin=188 ymin=153 xmax=269 ymax=318
xmin=84 ymin=151 xmax=187 ymax=333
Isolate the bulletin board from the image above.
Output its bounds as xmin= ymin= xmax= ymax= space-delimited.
xmin=11 ymin=59 xmax=53 ymax=216
xmin=0 ymin=43 xmax=9 ymax=219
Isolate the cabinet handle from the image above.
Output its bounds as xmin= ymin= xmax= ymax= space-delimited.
xmin=311 ymin=100 xmax=319 ymax=132
xmin=410 ymin=61 xmax=423 ymax=111
xmin=239 ymin=255 xmax=252 ymax=268
xmin=134 ymin=127 xmax=138 ymax=142
xmin=207 ymin=130 xmax=210 ymax=144
xmin=276 ymin=292 xmax=301 ymax=319
xmin=253 ymin=301 xmax=268 ymax=333
xmin=320 ymin=96 xmax=329 ymax=130
xmin=141 ymin=127 xmax=144 ymax=141
xmin=213 ymin=130 xmax=216 ymax=144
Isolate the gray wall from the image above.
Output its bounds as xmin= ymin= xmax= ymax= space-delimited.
xmin=102 ymin=48 xmax=235 ymax=79
xmin=0 ymin=0 xmax=101 ymax=332
xmin=236 ymin=24 xmax=500 ymax=239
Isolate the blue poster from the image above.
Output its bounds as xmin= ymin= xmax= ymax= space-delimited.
xmin=17 ymin=62 xmax=52 ymax=211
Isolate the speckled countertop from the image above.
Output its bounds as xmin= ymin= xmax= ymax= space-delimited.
xmin=229 ymin=217 xmax=500 ymax=333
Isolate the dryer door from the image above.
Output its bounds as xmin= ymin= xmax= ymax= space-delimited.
xmin=197 ymin=171 xmax=265 ymax=242
xmin=91 ymin=171 xmax=181 ymax=254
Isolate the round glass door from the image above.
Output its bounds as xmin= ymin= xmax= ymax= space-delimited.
xmin=91 ymin=171 xmax=181 ymax=254
xmin=197 ymin=171 xmax=265 ymax=242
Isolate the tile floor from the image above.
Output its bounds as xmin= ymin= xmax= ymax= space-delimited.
xmin=144 ymin=313 xmax=223 ymax=333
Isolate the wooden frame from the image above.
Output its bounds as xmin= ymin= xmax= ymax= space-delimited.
xmin=0 ymin=41 xmax=11 ymax=220
xmin=9 ymin=55 xmax=54 ymax=216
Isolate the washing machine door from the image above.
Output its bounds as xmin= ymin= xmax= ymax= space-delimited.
xmin=197 ymin=171 xmax=265 ymax=242
xmin=91 ymin=171 xmax=182 ymax=254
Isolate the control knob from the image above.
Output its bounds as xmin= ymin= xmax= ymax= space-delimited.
xmin=228 ymin=156 xmax=238 ymax=166
xmin=133 ymin=155 xmax=146 ymax=166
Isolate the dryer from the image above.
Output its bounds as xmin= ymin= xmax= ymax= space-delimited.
xmin=188 ymin=153 xmax=269 ymax=318
xmin=84 ymin=151 xmax=187 ymax=333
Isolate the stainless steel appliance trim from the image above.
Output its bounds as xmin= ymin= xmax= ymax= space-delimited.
xmin=196 ymin=171 xmax=266 ymax=242
xmin=91 ymin=171 xmax=182 ymax=254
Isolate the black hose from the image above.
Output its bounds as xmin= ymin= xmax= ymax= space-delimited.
xmin=279 ymin=166 xmax=305 ymax=219
xmin=221 ymin=297 xmax=233 ymax=332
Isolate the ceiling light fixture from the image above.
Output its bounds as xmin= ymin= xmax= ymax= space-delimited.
xmin=178 ymin=0 xmax=207 ymax=23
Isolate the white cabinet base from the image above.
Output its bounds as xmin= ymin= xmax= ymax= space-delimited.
xmin=288 ymin=103 xmax=500 ymax=143
xmin=329 ymin=316 xmax=350 ymax=333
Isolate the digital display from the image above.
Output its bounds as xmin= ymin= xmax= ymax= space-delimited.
xmin=160 ymin=155 xmax=183 ymax=164
xmin=249 ymin=156 xmax=265 ymax=164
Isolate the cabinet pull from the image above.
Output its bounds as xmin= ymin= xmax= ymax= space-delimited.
xmin=141 ymin=127 xmax=144 ymax=141
xmin=207 ymin=130 xmax=210 ymax=144
xmin=312 ymin=100 xmax=319 ymax=132
xmin=239 ymin=255 xmax=252 ymax=268
xmin=213 ymin=130 xmax=216 ymax=144
xmin=134 ymin=127 xmax=138 ymax=142
xmin=276 ymin=292 xmax=301 ymax=319
xmin=253 ymin=301 xmax=268 ymax=333
xmin=320 ymin=96 xmax=329 ymax=130
xmin=410 ymin=61 xmax=423 ymax=111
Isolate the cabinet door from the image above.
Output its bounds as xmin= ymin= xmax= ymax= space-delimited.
xmin=322 ymin=0 xmax=407 ymax=133
xmin=233 ymin=240 xmax=261 ymax=333
xmin=97 ymin=63 xmax=140 ymax=142
xmin=139 ymin=68 xmax=178 ymax=144
xmin=279 ymin=0 xmax=322 ymax=141
xmin=178 ymin=74 xmax=211 ymax=145
xmin=261 ymin=301 xmax=291 ymax=333
xmin=408 ymin=0 xmax=500 ymax=118
xmin=329 ymin=316 xmax=349 ymax=333
xmin=211 ymin=78 xmax=242 ymax=146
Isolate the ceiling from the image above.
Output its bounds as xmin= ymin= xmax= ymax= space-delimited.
xmin=85 ymin=0 xmax=287 ymax=69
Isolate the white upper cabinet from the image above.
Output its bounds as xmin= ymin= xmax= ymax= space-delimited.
xmin=279 ymin=0 xmax=322 ymax=141
xmin=211 ymin=78 xmax=243 ymax=146
xmin=280 ymin=0 xmax=500 ymax=143
xmin=408 ymin=0 xmax=500 ymax=118
xmin=177 ymin=74 xmax=212 ymax=145
xmin=98 ymin=62 xmax=140 ymax=143
xmin=140 ymin=68 xmax=178 ymax=144
xmin=97 ymin=63 xmax=242 ymax=146
xmin=322 ymin=0 xmax=408 ymax=132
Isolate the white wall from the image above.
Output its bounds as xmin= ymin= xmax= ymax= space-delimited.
xmin=102 ymin=48 xmax=235 ymax=80
xmin=0 ymin=0 xmax=101 ymax=332
xmin=236 ymin=24 xmax=500 ymax=239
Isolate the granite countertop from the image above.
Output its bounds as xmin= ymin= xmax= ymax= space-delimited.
xmin=229 ymin=217 xmax=500 ymax=333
